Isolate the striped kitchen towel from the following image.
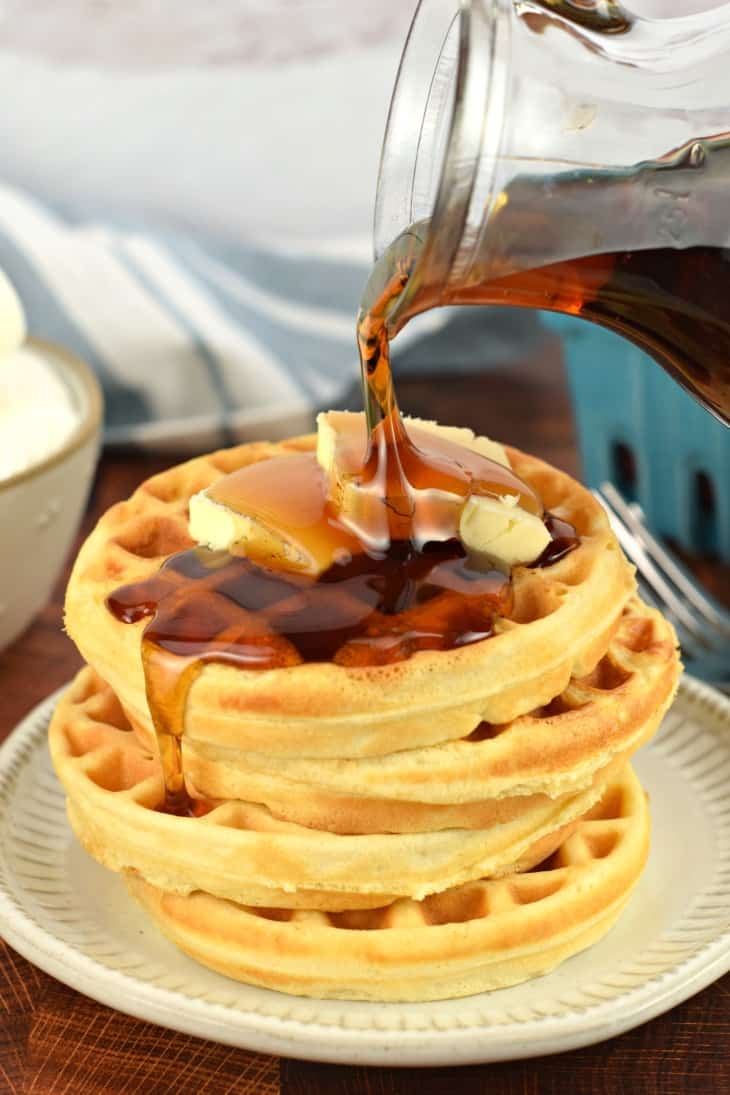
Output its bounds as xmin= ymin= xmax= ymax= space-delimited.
xmin=0 ymin=184 xmax=544 ymax=452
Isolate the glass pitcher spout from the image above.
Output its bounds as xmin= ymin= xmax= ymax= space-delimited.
xmin=373 ymin=0 xmax=730 ymax=422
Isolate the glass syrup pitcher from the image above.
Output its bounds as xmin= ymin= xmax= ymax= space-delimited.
xmin=366 ymin=0 xmax=730 ymax=424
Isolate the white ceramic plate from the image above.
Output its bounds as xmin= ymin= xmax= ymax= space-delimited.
xmin=1 ymin=677 xmax=729 ymax=1067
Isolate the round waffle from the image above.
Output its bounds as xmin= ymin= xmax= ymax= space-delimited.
xmin=124 ymin=765 xmax=650 ymax=1001
xmin=174 ymin=597 xmax=678 ymax=830
xmin=50 ymin=667 xmax=611 ymax=904
xmin=64 ymin=430 xmax=636 ymax=760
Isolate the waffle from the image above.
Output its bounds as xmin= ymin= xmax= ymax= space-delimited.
xmin=174 ymin=598 xmax=678 ymax=832
xmin=50 ymin=667 xmax=613 ymax=904
xmin=124 ymin=765 xmax=649 ymax=1001
xmin=64 ymin=434 xmax=636 ymax=760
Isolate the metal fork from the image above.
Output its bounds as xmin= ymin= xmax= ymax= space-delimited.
xmin=593 ymin=482 xmax=730 ymax=693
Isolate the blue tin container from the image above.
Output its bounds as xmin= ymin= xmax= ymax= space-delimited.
xmin=542 ymin=313 xmax=730 ymax=561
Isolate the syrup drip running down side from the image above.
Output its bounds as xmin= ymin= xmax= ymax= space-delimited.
xmin=107 ymin=257 xmax=578 ymax=814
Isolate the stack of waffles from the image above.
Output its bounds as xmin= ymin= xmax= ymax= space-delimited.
xmin=51 ymin=432 xmax=681 ymax=1001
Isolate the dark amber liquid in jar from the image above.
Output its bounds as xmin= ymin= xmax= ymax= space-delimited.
xmin=444 ymin=246 xmax=730 ymax=424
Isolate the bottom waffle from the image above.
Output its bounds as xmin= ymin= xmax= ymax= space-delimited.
xmin=125 ymin=765 xmax=649 ymax=1002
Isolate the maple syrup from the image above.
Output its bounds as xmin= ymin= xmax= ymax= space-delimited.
xmin=352 ymin=264 xmax=543 ymax=549
xmin=442 ymin=246 xmax=730 ymax=424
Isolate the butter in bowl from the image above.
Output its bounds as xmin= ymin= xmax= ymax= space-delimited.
xmin=0 ymin=268 xmax=102 ymax=650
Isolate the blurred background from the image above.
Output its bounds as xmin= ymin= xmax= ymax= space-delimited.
xmin=0 ymin=1 xmax=412 ymax=450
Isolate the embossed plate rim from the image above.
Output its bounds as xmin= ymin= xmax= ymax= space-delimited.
xmin=0 ymin=676 xmax=729 ymax=1067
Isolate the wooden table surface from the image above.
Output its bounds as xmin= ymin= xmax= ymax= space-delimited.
xmin=1 ymin=343 xmax=729 ymax=1094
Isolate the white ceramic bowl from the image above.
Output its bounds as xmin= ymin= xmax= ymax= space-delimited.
xmin=0 ymin=339 xmax=102 ymax=650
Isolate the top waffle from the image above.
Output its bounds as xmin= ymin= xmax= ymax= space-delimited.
xmin=65 ymin=432 xmax=636 ymax=759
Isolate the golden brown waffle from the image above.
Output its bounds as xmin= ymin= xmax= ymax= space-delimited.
xmin=124 ymin=765 xmax=650 ymax=1001
xmin=174 ymin=598 xmax=678 ymax=832
xmin=64 ymin=433 xmax=636 ymax=759
xmin=50 ymin=667 xmax=612 ymax=904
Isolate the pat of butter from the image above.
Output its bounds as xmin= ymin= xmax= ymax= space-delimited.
xmin=189 ymin=486 xmax=329 ymax=573
xmin=459 ymin=493 xmax=551 ymax=572
xmin=316 ymin=410 xmax=510 ymax=482
xmin=189 ymin=491 xmax=266 ymax=555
